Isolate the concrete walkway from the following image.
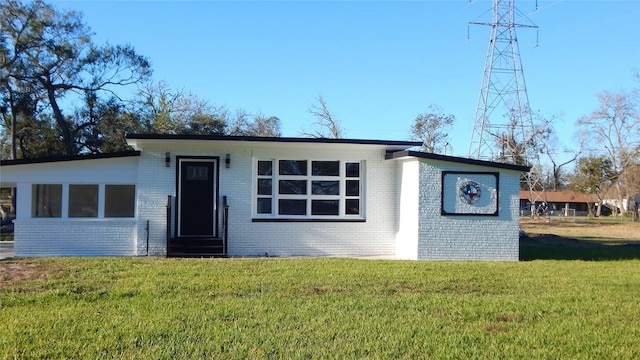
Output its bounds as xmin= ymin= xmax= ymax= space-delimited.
xmin=0 ymin=241 xmax=14 ymax=260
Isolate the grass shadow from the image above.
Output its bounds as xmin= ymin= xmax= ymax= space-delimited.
xmin=519 ymin=233 xmax=640 ymax=261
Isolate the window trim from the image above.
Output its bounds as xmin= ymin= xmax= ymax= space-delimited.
xmin=252 ymin=158 xmax=365 ymax=221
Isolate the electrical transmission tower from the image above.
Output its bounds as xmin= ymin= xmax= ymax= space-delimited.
xmin=468 ymin=0 xmax=547 ymax=215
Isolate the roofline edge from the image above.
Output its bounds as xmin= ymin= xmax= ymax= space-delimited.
xmin=386 ymin=150 xmax=531 ymax=172
xmin=0 ymin=151 xmax=141 ymax=166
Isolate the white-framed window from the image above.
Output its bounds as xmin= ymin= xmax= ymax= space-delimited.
xmin=30 ymin=184 xmax=136 ymax=219
xmin=254 ymin=159 xmax=364 ymax=220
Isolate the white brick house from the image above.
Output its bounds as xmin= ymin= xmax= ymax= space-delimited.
xmin=0 ymin=134 xmax=529 ymax=260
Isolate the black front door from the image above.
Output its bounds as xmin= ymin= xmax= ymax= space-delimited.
xmin=178 ymin=160 xmax=217 ymax=237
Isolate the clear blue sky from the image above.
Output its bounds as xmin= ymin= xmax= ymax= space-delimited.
xmin=57 ymin=0 xmax=639 ymax=163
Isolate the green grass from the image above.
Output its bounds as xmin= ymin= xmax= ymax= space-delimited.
xmin=1 ymin=257 xmax=639 ymax=359
xmin=520 ymin=235 xmax=640 ymax=261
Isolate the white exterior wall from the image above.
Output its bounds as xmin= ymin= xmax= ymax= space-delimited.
xmin=135 ymin=147 xmax=178 ymax=256
xmin=395 ymin=160 xmax=420 ymax=260
xmin=14 ymin=220 xmax=137 ymax=256
xmin=413 ymin=159 xmax=520 ymax=261
xmin=3 ymin=141 xmax=522 ymax=260
xmin=3 ymin=157 xmax=139 ymax=257
xmin=133 ymin=140 xmax=400 ymax=257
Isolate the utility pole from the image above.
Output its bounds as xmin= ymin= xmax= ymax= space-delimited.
xmin=468 ymin=0 xmax=547 ymax=216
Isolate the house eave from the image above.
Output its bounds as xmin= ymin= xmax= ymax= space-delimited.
xmin=0 ymin=151 xmax=141 ymax=167
xmin=386 ymin=150 xmax=531 ymax=172
xmin=125 ymin=133 xmax=422 ymax=151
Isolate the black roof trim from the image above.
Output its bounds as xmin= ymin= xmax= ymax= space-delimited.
xmin=385 ymin=150 xmax=531 ymax=172
xmin=126 ymin=133 xmax=422 ymax=147
xmin=0 ymin=151 xmax=141 ymax=166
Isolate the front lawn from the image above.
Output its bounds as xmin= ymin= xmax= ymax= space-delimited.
xmin=520 ymin=218 xmax=640 ymax=261
xmin=1 ymin=257 xmax=639 ymax=359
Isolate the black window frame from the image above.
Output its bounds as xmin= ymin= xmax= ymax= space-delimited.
xmin=253 ymin=159 xmax=364 ymax=221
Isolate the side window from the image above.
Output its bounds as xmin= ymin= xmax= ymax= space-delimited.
xmin=31 ymin=184 xmax=62 ymax=218
xmin=105 ymin=185 xmax=136 ymax=218
xmin=69 ymin=185 xmax=99 ymax=218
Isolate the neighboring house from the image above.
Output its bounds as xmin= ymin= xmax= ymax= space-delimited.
xmin=519 ymin=190 xmax=598 ymax=217
xmin=0 ymin=134 xmax=529 ymax=260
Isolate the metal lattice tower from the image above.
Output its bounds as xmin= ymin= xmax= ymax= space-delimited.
xmin=468 ymin=0 xmax=547 ymax=212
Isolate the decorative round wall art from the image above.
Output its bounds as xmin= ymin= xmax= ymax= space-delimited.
xmin=459 ymin=180 xmax=481 ymax=205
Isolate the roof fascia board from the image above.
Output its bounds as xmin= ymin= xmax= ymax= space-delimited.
xmin=126 ymin=133 xmax=421 ymax=149
xmin=386 ymin=150 xmax=531 ymax=172
xmin=0 ymin=151 xmax=141 ymax=167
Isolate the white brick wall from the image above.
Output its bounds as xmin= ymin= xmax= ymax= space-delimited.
xmin=6 ymin=156 xmax=140 ymax=257
xmin=4 ymin=140 xmax=522 ymax=260
xmin=136 ymin=141 xmax=401 ymax=257
xmin=135 ymin=147 xmax=177 ymax=256
xmin=14 ymin=219 xmax=137 ymax=256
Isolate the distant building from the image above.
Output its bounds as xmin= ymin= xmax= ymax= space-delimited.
xmin=520 ymin=190 xmax=598 ymax=217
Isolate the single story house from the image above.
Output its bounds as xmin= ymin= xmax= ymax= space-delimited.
xmin=0 ymin=134 xmax=529 ymax=260
xmin=519 ymin=190 xmax=598 ymax=217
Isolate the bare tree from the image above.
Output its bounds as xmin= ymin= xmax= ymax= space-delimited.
xmin=134 ymin=81 xmax=226 ymax=135
xmin=409 ymin=104 xmax=455 ymax=153
xmin=540 ymin=118 xmax=584 ymax=190
xmin=226 ymin=110 xmax=281 ymax=137
xmin=576 ymin=89 xmax=639 ymax=216
xmin=225 ymin=109 xmax=251 ymax=136
xmin=244 ymin=114 xmax=281 ymax=137
xmin=300 ymin=95 xmax=344 ymax=139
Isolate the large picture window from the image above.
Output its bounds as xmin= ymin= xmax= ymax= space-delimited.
xmin=254 ymin=159 xmax=363 ymax=220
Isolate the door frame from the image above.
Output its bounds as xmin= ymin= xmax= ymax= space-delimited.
xmin=176 ymin=156 xmax=220 ymax=237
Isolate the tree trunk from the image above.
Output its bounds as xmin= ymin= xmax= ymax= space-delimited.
xmin=7 ymin=84 xmax=17 ymax=160
xmin=46 ymin=85 xmax=74 ymax=155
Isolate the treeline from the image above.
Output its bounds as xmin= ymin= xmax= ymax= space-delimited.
xmin=0 ymin=0 xmax=283 ymax=159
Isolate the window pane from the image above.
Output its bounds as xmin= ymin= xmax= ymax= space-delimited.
xmin=105 ymin=185 xmax=135 ymax=218
xmin=31 ymin=184 xmax=62 ymax=218
xmin=258 ymin=179 xmax=272 ymax=195
xmin=279 ymin=199 xmax=307 ymax=215
xmin=346 ymin=162 xmax=360 ymax=177
xmin=279 ymin=180 xmax=307 ymax=195
xmin=346 ymin=180 xmax=360 ymax=196
xmin=312 ymin=161 xmax=339 ymax=176
xmin=258 ymin=160 xmax=273 ymax=176
xmin=312 ymin=181 xmax=339 ymax=195
xmin=69 ymin=185 xmax=99 ymax=218
xmin=346 ymin=199 xmax=360 ymax=215
xmin=312 ymin=200 xmax=339 ymax=215
xmin=187 ymin=166 xmax=209 ymax=181
xmin=279 ymin=160 xmax=307 ymax=175
xmin=257 ymin=198 xmax=272 ymax=214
